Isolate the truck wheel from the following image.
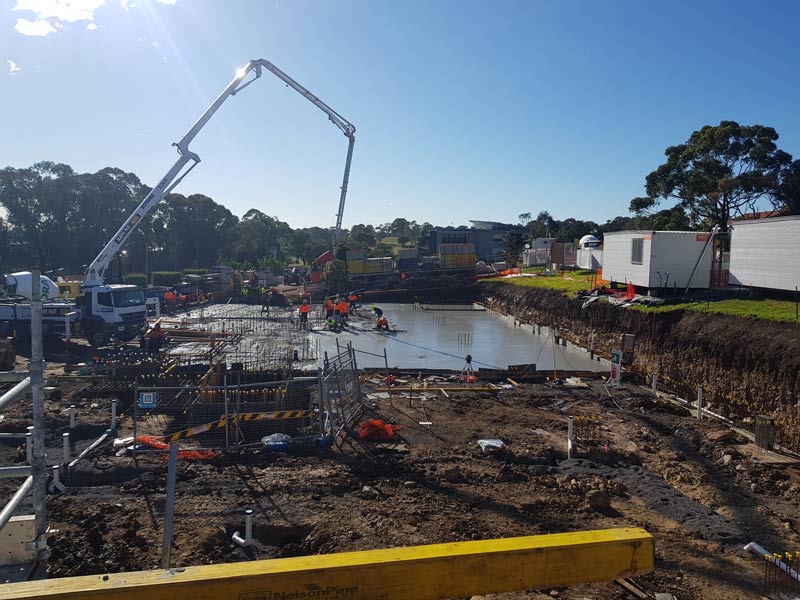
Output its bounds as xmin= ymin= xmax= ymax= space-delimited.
xmin=83 ymin=319 xmax=108 ymax=348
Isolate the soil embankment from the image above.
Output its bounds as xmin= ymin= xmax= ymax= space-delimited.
xmin=479 ymin=281 xmax=800 ymax=421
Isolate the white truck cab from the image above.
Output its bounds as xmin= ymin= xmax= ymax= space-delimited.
xmin=76 ymin=284 xmax=146 ymax=346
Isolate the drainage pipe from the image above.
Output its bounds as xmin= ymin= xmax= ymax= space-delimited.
xmin=0 ymin=476 xmax=33 ymax=532
xmin=744 ymin=541 xmax=800 ymax=582
xmin=0 ymin=378 xmax=31 ymax=411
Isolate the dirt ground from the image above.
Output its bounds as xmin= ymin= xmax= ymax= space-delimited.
xmin=2 ymin=356 xmax=798 ymax=599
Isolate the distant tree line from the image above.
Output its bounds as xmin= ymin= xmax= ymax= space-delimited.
xmin=1 ymin=121 xmax=796 ymax=277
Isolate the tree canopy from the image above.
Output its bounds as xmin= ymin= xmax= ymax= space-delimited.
xmin=630 ymin=121 xmax=795 ymax=233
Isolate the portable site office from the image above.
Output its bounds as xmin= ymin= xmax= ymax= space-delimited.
xmin=728 ymin=215 xmax=800 ymax=292
xmin=601 ymin=230 xmax=713 ymax=292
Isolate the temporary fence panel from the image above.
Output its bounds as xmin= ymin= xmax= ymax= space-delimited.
xmin=320 ymin=344 xmax=363 ymax=438
xmin=134 ymin=377 xmax=321 ymax=450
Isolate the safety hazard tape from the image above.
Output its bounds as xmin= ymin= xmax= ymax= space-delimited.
xmin=162 ymin=409 xmax=316 ymax=442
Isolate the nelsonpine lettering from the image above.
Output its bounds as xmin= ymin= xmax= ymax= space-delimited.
xmin=239 ymin=584 xmax=359 ymax=600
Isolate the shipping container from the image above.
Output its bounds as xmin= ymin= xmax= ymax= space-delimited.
xmin=347 ymin=259 xmax=366 ymax=274
xmin=729 ymin=216 xmax=800 ymax=291
xmin=440 ymin=253 xmax=476 ymax=269
xmin=346 ymin=249 xmax=365 ymax=260
xmin=439 ymin=243 xmax=475 ymax=256
xmin=397 ymin=248 xmax=419 ymax=259
xmin=363 ymin=257 xmax=394 ymax=273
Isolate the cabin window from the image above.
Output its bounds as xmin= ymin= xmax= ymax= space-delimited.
xmin=631 ymin=238 xmax=644 ymax=265
xmin=96 ymin=292 xmax=113 ymax=307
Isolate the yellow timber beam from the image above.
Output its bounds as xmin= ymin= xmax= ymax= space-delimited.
xmin=1 ymin=528 xmax=654 ymax=600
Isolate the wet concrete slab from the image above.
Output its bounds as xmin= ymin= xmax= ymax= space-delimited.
xmin=313 ymin=303 xmax=607 ymax=372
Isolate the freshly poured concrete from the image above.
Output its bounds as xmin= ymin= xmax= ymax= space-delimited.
xmin=315 ymin=303 xmax=606 ymax=372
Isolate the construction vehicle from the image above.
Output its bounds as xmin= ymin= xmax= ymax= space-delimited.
xmin=309 ymin=250 xmax=334 ymax=283
xmin=0 ymin=338 xmax=14 ymax=371
xmin=1 ymin=273 xmax=59 ymax=301
xmin=0 ymin=271 xmax=139 ymax=347
xmin=0 ymin=59 xmax=355 ymax=347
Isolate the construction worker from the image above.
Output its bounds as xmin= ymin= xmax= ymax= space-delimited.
xmin=376 ymin=315 xmax=390 ymax=331
xmin=241 ymin=285 xmax=249 ymax=304
xmin=163 ymin=289 xmax=176 ymax=312
xmin=325 ymin=297 xmax=335 ymax=319
xmin=148 ymin=322 xmax=166 ymax=353
xmin=347 ymin=291 xmax=359 ymax=311
xmin=372 ymin=305 xmax=383 ymax=319
xmin=298 ymin=299 xmax=311 ymax=330
xmin=261 ymin=289 xmax=271 ymax=316
xmin=337 ymin=297 xmax=350 ymax=323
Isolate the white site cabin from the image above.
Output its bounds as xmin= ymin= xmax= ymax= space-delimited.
xmin=602 ymin=231 xmax=713 ymax=293
xmin=728 ymin=215 xmax=800 ymax=291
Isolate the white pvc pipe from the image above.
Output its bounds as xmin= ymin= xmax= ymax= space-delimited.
xmin=62 ymin=432 xmax=70 ymax=463
xmin=744 ymin=541 xmax=800 ymax=582
xmin=0 ymin=476 xmax=33 ymax=532
xmin=245 ymin=509 xmax=253 ymax=543
xmin=111 ymin=399 xmax=118 ymax=431
xmin=232 ymin=509 xmax=254 ymax=547
xmin=0 ymin=466 xmax=31 ymax=478
xmin=68 ymin=430 xmax=110 ymax=470
xmin=0 ymin=378 xmax=31 ymax=411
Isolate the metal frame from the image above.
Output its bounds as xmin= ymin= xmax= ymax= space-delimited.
xmin=0 ymin=271 xmax=47 ymax=571
xmin=85 ymin=59 xmax=354 ymax=286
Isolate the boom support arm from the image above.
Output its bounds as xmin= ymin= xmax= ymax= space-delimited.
xmin=84 ymin=58 xmax=355 ymax=287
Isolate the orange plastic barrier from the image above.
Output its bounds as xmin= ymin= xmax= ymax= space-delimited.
xmin=136 ymin=436 xmax=217 ymax=461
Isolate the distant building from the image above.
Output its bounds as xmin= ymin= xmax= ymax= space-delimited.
xmin=428 ymin=221 xmax=525 ymax=262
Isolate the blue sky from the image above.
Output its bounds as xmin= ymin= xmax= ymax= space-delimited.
xmin=2 ymin=0 xmax=799 ymax=230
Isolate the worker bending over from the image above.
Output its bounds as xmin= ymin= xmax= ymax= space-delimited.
xmin=148 ymin=322 xmax=166 ymax=353
xmin=371 ymin=306 xmax=389 ymax=331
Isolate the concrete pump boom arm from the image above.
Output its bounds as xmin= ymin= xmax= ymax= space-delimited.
xmin=84 ymin=58 xmax=355 ymax=287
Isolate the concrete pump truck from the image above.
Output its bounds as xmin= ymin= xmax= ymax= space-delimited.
xmin=0 ymin=59 xmax=355 ymax=347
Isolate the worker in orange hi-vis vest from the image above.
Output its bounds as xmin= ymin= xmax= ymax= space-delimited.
xmin=298 ymin=299 xmax=311 ymax=330
xmin=325 ymin=298 xmax=335 ymax=319
xmin=337 ymin=298 xmax=350 ymax=323
xmin=347 ymin=291 xmax=359 ymax=311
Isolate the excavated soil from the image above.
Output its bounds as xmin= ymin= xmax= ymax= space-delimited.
xmin=3 ymin=374 xmax=798 ymax=599
xmin=479 ymin=281 xmax=800 ymax=421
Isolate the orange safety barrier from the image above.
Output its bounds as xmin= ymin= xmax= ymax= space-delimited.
xmin=358 ymin=419 xmax=402 ymax=441
xmin=136 ymin=436 xmax=217 ymax=461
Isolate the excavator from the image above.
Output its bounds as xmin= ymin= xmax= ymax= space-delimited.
xmin=0 ymin=59 xmax=355 ymax=347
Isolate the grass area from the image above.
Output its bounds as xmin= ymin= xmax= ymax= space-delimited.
xmin=634 ymin=298 xmax=800 ymax=323
xmin=483 ymin=269 xmax=598 ymax=294
xmin=486 ymin=274 xmax=800 ymax=323
xmin=376 ymin=236 xmax=410 ymax=256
